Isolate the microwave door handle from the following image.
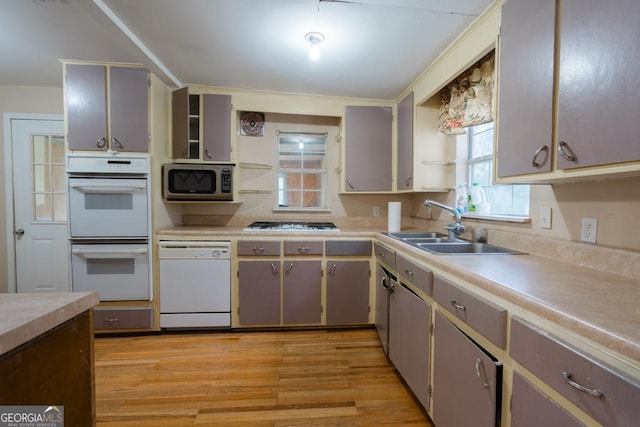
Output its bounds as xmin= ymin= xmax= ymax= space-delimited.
xmin=72 ymin=248 xmax=148 ymax=255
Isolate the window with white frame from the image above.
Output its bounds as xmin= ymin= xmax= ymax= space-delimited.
xmin=467 ymin=122 xmax=530 ymax=217
xmin=277 ymin=132 xmax=328 ymax=209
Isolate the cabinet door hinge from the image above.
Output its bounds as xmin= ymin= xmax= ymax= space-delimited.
xmin=428 ymin=384 xmax=432 ymax=398
xmin=148 ymin=78 xmax=151 ymax=88
xmin=320 ymin=306 xmax=323 ymax=313
xmin=429 ymin=323 xmax=434 ymax=335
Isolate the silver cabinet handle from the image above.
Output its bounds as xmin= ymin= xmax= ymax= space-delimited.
xmin=405 ymin=177 xmax=412 ymax=187
xmin=182 ymin=145 xmax=188 ymax=156
xmin=475 ymin=358 xmax=490 ymax=389
xmin=404 ymin=269 xmax=413 ymax=279
xmin=112 ymin=137 xmax=124 ymax=149
xmin=380 ymin=276 xmax=389 ymax=290
xmin=346 ymin=179 xmax=354 ymax=189
xmin=562 ymin=372 xmax=603 ymax=397
xmin=328 ymin=263 xmax=337 ymax=277
xmin=270 ymin=263 xmax=279 ymax=276
xmin=205 ymin=149 xmax=213 ymax=159
xmin=97 ymin=137 xmax=107 ymax=148
xmin=450 ymin=300 xmax=466 ymax=310
xmin=377 ymin=251 xmax=385 ymax=258
xmin=532 ymin=145 xmax=549 ymax=168
xmin=252 ymin=247 xmax=265 ymax=255
xmin=558 ymin=141 xmax=577 ymax=162
xmin=104 ymin=317 xmax=120 ymax=327
xmin=13 ymin=228 xmax=25 ymax=237
xmin=297 ymin=246 xmax=310 ymax=254
xmin=285 ymin=263 xmax=294 ymax=275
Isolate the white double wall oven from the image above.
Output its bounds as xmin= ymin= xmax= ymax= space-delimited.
xmin=67 ymin=154 xmax=152 ymax=302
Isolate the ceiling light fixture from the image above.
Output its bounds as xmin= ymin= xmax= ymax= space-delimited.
xmin=305 ymin=32 xmax=324 ymax=61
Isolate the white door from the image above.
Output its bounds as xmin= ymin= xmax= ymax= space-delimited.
xmin=9 ymin=117 xmax=69 ymax=293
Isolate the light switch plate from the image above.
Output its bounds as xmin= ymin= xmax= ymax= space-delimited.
xmin=539 ymin=206 xmax=552 ymax=229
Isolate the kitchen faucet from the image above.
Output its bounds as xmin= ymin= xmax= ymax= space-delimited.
xmin=424 ymin=199 xmax=466 ymax=240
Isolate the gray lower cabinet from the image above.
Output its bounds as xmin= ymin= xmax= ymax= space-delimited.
xmin=93 ymin=307 xmax=153 ymax=330
xmin=326 ymin=260 xmax=370 ymax=324
xmin=388 ymin=282 xmax=431 ymax=411
xmin=283 ymin=260 xmax=321 ymax=324
xmin=433 ymin=311 xmax=502 ymax=427
xmin=510 ymin=316 xmax=640 ymax=427
xmin=238 ymin=260 xmax=281 ymax=325
xmin=511 ymin=372 xmax=584 ymax=427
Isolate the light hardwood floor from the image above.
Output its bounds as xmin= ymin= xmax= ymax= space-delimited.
xmin=94 ymin=328 xmax=434 ymax=426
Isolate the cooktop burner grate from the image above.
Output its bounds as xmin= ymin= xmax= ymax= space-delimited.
xmin=244 ymin=221 xmax=340 ymax=231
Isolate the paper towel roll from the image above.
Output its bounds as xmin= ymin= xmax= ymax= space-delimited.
xmin=388 ymin=202 xmax=401 ymax=233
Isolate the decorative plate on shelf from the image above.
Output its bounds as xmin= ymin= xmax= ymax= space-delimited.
xmin=240 ymin=111 xmax=265 ymax=136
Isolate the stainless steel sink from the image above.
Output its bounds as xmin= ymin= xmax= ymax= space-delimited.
xmin=385 ymin=231 xmax=523 ymax=255
xmin=387 ymin=232 xmax=447 ymax=239
xmin=416 ymin=242 xmax=523 ymax=255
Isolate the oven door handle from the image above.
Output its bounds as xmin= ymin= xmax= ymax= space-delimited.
xmin=69 ymin=183 xmax=146 ymax=193
xmin=72 ymin=248 xmax=148 ymax=255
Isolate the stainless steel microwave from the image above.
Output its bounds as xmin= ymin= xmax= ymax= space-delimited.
xmin=163 ymin=163 xmax=234 ymax=201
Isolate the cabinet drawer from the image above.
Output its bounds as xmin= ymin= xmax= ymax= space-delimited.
xmin=511 ymin=372 xmax=584 ymax=427
xmin=433 ymin=275 xmax=507 ymax=349
xmin=396 ymin=254 xmax=433 ymax=296
xmin=284 ymin=240 xmax=323 ymax=256
xmin=94 ymin=307 xmax=153 ymax=330
xmin=510 ymin=316 xmax=640 ymax=427
xmin=374 ymin=242 xmax=396 ymax=270
xmin=237 ymin=240 xmax=281 ymax=256
xmin=325 ymin=240 xmax=372 ymax=256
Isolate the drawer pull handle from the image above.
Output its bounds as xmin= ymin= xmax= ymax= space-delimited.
xmin=297 ymin=246 xmax=310 ymax=254
xmin=252 ymin=247 xmax=265 ymax=255
xmin=105 ymin=317 xmax=120 ymax=326
xmin=450 ymin=300 xmax=466 ymax=310
xmin=562 ymin=372 xmax=604 ymax=397
xmin=475 ymin=358 xmax=490 ymax=389
xmin=404 ymin=269 xmax=413 ymax=278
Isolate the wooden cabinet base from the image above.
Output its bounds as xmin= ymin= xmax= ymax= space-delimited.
xmin=0 ymin=310 xmax=95 ymax=427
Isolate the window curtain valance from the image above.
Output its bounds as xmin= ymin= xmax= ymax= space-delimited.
xmin=437 ymin=50 xmax=495 ymax=135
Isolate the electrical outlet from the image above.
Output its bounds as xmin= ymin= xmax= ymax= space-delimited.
xmin=539 ymin=206 xmax=552 ymax=229
xmin=373 ymin=206 xmax=380 ymax=217
xmin=581 ymin=217 xmax=598 ymax=243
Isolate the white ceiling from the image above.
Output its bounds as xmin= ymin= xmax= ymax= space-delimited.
xmin=0 ymin=0 xmax=494 ymax=100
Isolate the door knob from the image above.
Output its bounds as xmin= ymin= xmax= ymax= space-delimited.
xmin=14 ymin=228 xmax=25 ymax=237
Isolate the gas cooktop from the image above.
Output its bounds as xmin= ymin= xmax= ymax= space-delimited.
xmin=243 ymin=221 xmax=340 ymax=232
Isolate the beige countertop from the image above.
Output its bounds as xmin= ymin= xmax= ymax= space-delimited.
xmin=157 ymin=225 xmax=640 ymax=367
xmin=375 ymin=233 xmax=640 ymax=367
xmin=0 ymin=292 xmax=100 ymax=356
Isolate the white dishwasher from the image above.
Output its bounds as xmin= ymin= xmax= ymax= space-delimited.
xmin=159 ymin=241 xmax=231 ymax=329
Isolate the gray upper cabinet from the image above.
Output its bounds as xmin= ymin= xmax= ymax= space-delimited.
xmin=396 ymin=92 xmax=414 ymax=190
xmin=497 ymin=0 xmax=640 ymax=180
xmin=172 ymin=88 xmax=232 ymax=161
xmin=496 ymin=0 xmax=555 ymax=177
xmin=556 ymin=0 xmax=640 ymax=170
xmin=66 ymin=64 xmax=149 ymax=152
xmin=344 ymin=105 xmax=392 ymax=191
